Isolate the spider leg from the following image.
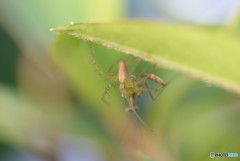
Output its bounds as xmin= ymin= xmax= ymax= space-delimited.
xmin=91 ymin=42 xmax=141 ymax=80
xmin=102 ymin=83 xmax=119 ymax=106
xmin=107 ymin=55 xmax=139 ymax=76
xmin=147 ymin=73 xmax=166 ymax=86
xmin=145 ymin=73 xmax=179 ymax=100
xmin=145 ymin=80 xmax=166 ymax=100
xmin=91 ymin=42 xmax=106 ymax=78
xmin=145 ymin=80 xmax=155 ymax=100
xmin=127 ymin=57 xmax=142 ymax=76
xmin=126 ymin=95 xmax=153 ymax=131
xmin=91 ymin=42 xmax=119 ymax=81
xmin=148 ymin=63 xmax=157 ymax=74
xmin=125 ymin=93 xmax=138 ymax=112
xmin=135 ymin=73 xmax=166 ymax=100
xmin=106 ymin=55 xmax=128 ymax=75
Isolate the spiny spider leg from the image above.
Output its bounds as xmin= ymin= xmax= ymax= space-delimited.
xmin=126 ymin=95 xmax=153 ymax=132
xmin=145 ymin=63 xmax=164 ymax=101
xmin=145 ymin=80 xmax=155 ymax=100
xmin=145 ymin=73 xmax=179 ymax=100
xmin=91 ymin=41 xmax=141 ymax=80
xmin=114 ymin=56 xmax=142 ymax=76
xmin=91 ymin=42 xmax=118 ymax=81
xmin=91 ymin=42 xmax=105 ymax=78
xmin=148 ymin=74 xmax=166 ymax=86
xmin=106 ymin=55 xmax=138 ymax=76
xmin=144 ymin=63 xmax=165 ymax=100
xmin=148 ymin=63 xmax=157 ymax=74
xmin=106 ymin=55 xmax=128 ymax=75
xmin=127 ymin=58 xmax=142 ymax=76
xmin=145 ymin=80 xmax=165 ymax=100
xmin=102 ymin=83 xmax=119 ymax=106
xmin=136 ymin=71 xmax=166 ymax=100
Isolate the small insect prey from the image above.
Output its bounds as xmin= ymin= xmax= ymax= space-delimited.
xmin=91 ymin=42 xmax=166 ymax=131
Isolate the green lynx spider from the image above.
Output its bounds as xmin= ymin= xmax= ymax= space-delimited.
xmin=91 ymin=42 xmax=166 ymax=131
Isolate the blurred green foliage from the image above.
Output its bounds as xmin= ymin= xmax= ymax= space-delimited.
xmin=0 ymin=27 xmax=19 ymax=88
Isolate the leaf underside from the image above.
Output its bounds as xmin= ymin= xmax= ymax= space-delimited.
xmin=51 ymin=21 xmax=240 ymax=94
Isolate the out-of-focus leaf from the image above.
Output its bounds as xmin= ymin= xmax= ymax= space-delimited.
xmin=0 ymin=27 xmax=19 ymax=87
xmin=51 ymin=21 xmax=240 ymax=94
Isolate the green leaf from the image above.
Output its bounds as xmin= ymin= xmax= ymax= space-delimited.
xmin=51 ymin=21 xmax=240 ymax=94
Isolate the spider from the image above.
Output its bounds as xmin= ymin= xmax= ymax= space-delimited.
xmin=90 ymin=42 xmax=167 ymax=131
